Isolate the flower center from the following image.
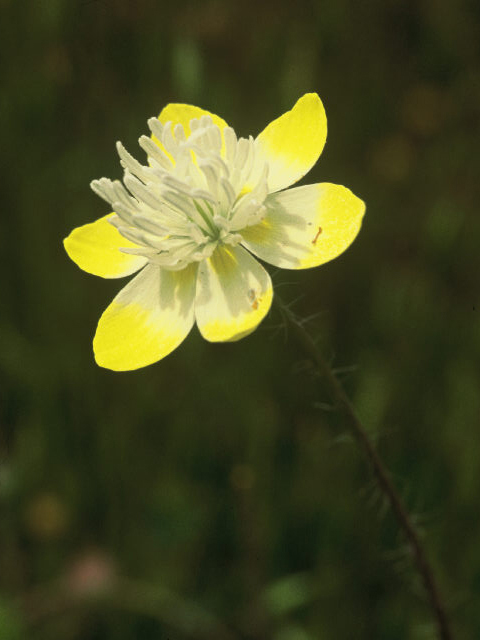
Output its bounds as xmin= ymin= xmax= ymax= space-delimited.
xmin=91 ymin=115 xmax=268 ymax=270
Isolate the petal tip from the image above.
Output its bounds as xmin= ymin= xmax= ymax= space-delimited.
xmin=195 ymin=246 xmax=274 ymax=343
xmin=255 ymin=92 xmax=328 ymax=192
xmin=62 ymin=215 xmax=147 ymax=279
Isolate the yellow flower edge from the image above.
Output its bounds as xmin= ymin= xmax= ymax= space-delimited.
xmin=93 ymin=264 xmax=197 ymax=371
xmin=252 ymin=93 xmax=328 ymax=193
xmin=64 ymin=214 xmax=147 ymax=279
xmin=195 ymin=245 xmax=273 ymax=343
xmin=241 ymin=183 xmax=365 ymax=270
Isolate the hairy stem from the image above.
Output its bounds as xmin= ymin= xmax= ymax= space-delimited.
xmin=275 ymin=296 xmax=453 ymax=640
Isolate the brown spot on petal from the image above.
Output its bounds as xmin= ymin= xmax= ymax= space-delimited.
xmin=312 ymin=227 xmax=322 ymax=245
xmin=248 ymin=289 xmax=259 ymax=310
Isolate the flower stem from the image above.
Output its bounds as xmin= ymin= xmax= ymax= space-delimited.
xmin=275 ymin=296 xmax=453 ymax=640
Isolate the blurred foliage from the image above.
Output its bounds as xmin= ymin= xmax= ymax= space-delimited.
xmin=1 ymin=0 xmax=480 ymax=638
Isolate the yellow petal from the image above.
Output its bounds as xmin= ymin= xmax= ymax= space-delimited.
xmin=94 ymin=263 xmax=197 ymax=371
xmin=152 ymin=104 xmax=230 ymax=158
xmin=241 ymin=183 xmax=365 ymax=269
xmin=64 ymin=214 xmax=147 ymax=279
xmin=250 ymin=93 xmax=327 ymax=193
xmin=195 ymin=245 xmax=273 ymax=342
xmin=157 ymin=103 xmax=229 ymax=137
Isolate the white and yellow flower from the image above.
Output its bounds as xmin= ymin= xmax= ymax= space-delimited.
xmin=64 ymin=93 xmax=365 ymax=371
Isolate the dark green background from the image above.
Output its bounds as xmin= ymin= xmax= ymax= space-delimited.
xmin=1 ymin=0 xmax=479 ymax=638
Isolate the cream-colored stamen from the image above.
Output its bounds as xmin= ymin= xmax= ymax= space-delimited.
xmin=91 ymin=115 xmax=269 ymax=270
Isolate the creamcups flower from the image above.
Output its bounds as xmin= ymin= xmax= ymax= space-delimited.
xmin=64 ymin=93 xmax=365 ymax=371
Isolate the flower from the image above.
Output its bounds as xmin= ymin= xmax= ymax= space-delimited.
xmin=64 ymin=93 xmax=365 ymax=371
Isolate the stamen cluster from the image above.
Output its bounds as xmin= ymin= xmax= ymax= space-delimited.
xmin=91 ymin=116 xmax=269 ymax=271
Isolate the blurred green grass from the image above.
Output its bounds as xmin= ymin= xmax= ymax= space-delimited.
xmin=1 ymin=0 xmax=480 ymax=638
